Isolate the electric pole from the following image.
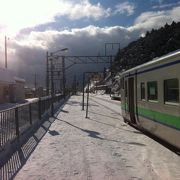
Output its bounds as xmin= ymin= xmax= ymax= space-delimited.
xmin=34 ymin=73 xmax=37 ymax=97
xmin=46 ymin=51 xmax=49 ymax=95
xmin=5 ymin=36 xmax=7 ymax=68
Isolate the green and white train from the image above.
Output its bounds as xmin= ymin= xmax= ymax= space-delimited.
xmin=120 ymin=50 xmax=180 ymax=149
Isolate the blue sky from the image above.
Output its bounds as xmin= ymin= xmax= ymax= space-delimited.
xmin=24 ymin=0 xmax=180 ymax=31
xmin=0 ymin=0 xmax=179 ymax=86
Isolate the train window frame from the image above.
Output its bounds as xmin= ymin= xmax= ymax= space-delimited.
xmin=147 ymin=81 xmax=158 ymax=101
xmin=140 ymin=82 xmax=145 ymax=100
xmin=164 ymin=78 xmax=179 ymax=105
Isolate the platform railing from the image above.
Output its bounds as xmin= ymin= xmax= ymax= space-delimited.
xmin=0 ymin=94 xmax=64 ymax=150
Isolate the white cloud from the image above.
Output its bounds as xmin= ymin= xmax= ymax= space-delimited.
xmin=114 ymin=2 xmax=135 ymax=16
xmin=0 ymin=0 xmax=110 ymax=35
xmin=11 ymin=25 xmax=134 ymax=57
xmin=170 ymin=6 xmax=180 ymax=21
xmin=1 ymin=4 xmax=180 ymax=86
xmin=0 ymin=0 xmax=60 ymax=35
xmin=152 ymin=1 xmax=180 ymax=9
xmin=59 ymin=0 xmax=111 ymax=20
xmin=1 ymin=25 xmax=138 ymax=86
xmin=132 ymin=6 xmax=180 ymax=31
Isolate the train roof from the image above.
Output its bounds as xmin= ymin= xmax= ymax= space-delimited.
xmin=121 ymin=49 xmax=180 ymax=75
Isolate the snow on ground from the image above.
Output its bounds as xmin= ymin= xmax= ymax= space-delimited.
xmin=14 ymin=94 xmax=180 ymax=180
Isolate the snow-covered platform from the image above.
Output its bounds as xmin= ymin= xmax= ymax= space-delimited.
xmin=14 ymin=94 xmax=180 ymax=180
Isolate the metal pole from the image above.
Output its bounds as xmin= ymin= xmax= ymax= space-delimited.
xmin=5 ymin=36 xmax=7 ymax=68
xmin=110 ymin=55 xmax=113 ymax=97
xmin=62 ymin=56 xmax=66 ymax=98
xmin=110 ymin=55 xmax=113 ymax=74
xmin=46 ymin=51 xmax=49 ymax=95
xmin=59 ymin=70 xmax=61 ymax=94
xmin=74 ymin=75 xmax=77 ymax=95
xmin=82 ymin=72 xmax=85 ymax=110
xmin=34 ymin=73 xmax=37 ymax=97
xmin=85 ymin=77 xmax=90 ymax=118
xmin=50 ymin=58 xmax=54 ymax=116
xmin=15 ymin=107 xmax=20 ymax=139
xmin=29 ymin=104 xmax=32 ymax=125
xmin=38 ymin=97 xmax=42 ymax=120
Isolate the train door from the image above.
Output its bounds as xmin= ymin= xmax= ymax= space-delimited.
xmin=128 ymin=77 xmax=136 ymax=124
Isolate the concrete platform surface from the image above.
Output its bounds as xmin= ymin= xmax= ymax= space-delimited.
xmin=14 ymin=94 xmax=180 ymax=180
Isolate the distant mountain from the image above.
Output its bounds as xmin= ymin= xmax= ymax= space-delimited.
xmin=112 ymin=21 xmax=180 ymax=72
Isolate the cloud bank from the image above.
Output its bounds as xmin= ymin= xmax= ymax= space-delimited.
xmin=0 ymin=3 xmax=180 ymax=87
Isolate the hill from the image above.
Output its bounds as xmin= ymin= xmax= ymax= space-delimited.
xmin=112 ymin=21 xmax=180 ymax=72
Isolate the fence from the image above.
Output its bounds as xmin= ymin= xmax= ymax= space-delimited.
xmin=0 ymin=94 xmax=64 ymax=150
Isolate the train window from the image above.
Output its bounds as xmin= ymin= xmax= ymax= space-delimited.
xmin=141 ymin=82 xmax=145 ymax=100
xmin=164 ymin=79 xmax=179 ymax=103
xmin=147 ymin=81 xmax=158 ymax=101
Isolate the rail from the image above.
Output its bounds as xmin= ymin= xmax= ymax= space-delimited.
xmin=0 ymin=94 xmax=64 ymax=150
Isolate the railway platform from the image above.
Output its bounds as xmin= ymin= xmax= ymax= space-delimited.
xmin=2 ymin=94 xmax=180 ymax=180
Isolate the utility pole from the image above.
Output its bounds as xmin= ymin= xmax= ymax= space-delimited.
xmin=5 ymin=36 xmax=7 ymax=68
xmin=62 ymin=56 xmax=66 ymax=98
xmin=34 ymin=73 xmax=37 ymax=90
xmin=73 ymin=75 xmax=77 ymax=95
xmin=110 ymin=55 xmax=113 ymax=75
xmin=46 ymin=51 xmax=49 ymax=95
xmin=34 ymin=73 xmax=37 ymax=97
xmin=85 ymin=77 xmax=90 ymax=118
xmin=50 ymin=57 xmax=54 ymax=116
xmin=82 ymin=72 xmax=85 ymax=110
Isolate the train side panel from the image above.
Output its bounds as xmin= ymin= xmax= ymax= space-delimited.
xmin=121 ymin=52 xmax=180 ymax=149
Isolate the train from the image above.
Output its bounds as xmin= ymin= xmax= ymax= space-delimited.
xmin=120 ymin=50 xmax=180 ymax=149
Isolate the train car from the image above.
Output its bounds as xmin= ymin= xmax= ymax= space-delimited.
xmin=120 ymin=50 xmax=180 ymax=149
